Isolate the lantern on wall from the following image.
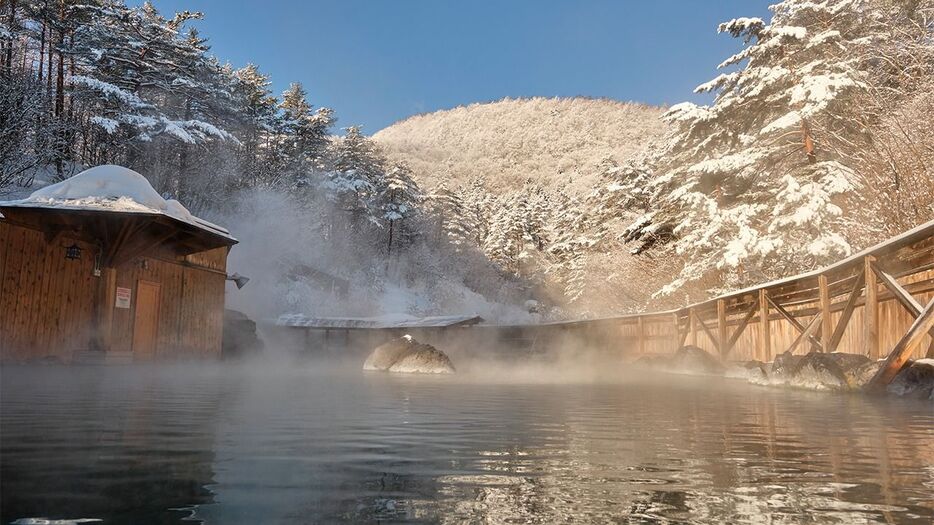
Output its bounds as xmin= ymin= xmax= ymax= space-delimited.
xmin=65 ymin=243 xmax=82 ymax=260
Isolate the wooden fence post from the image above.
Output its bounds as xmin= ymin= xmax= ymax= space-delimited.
xmin=637 ymin=316 xmax=645 ymax=356
xmin=758 ymin=289 xmax=771 ymax=362
xmin=672 ymin=312 xmax=680 ymax=352
xmin=717 ymin=299 xmax=727 ymax=360
xmin=818 ymin=274 xmax=832 ymax=352
xmin=864 ymin=256 xmax=879 ymax=359
xmin=689 ymin=308 xmax=697 ymax=347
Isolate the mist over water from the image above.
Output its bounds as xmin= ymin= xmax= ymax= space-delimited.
xmin=215 ymin=190 xmax=536 ymax=326
xmin=2 ymin=357 xmax=932 ymax=524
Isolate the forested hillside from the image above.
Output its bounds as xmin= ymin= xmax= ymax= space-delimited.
xmin=374 ymin=97 xmax=667 ymax=195
xmin=369 ymin=0 xmax=934 ymax=314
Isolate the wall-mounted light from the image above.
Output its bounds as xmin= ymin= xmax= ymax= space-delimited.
xmin=65 ymin=243 xmax=82 ymax=260
xmin=226 ymin=272 xmax=250 ymax=289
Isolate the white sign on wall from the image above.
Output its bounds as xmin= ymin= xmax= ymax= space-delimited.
xmin=115 ymin=287 xmax=132 ymax=309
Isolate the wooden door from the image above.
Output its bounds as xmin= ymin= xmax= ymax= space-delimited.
xmin=132 ymin=280 xmax=161 ymax=360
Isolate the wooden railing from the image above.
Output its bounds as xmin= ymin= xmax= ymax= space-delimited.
xmin=535 ymin=219 xmax=934 ymax=387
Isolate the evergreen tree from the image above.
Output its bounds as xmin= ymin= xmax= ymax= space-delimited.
xmin=427 ymin=182 xmax=470 ymax=250
xmin=625 ymin=0 xmax=927 ymax=293
xmin=380 ymin=163 xmax=421 ymax=256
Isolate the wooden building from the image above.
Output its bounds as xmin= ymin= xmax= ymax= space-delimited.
xmin=0 ymin=166 xmax=238 ymax=363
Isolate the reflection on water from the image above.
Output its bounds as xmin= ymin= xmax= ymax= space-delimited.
xmin=1 ymin=363 xmax=932 ymax=524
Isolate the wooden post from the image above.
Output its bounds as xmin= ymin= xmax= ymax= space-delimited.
xmin=758 ymin=289 xmax=771 ymax=362
xmin=864 ymin=256 xmax=879 ymax=359
xmin=818 ymin=274 xmax=832 ymax=352
xmin=717 ymin=299 xmax=727 ymax=359
xmin=866 ymin=297 xmax=934 ymax=391
xmin=637 ymin=316 xmax=645 ymax=356
xmin=96 ymin=267 xmax=117 ymax=353
xmin=689 ymin=308 xmax=697 ymax=347
xmin=672 ymin=313 xmax=681 ymax=352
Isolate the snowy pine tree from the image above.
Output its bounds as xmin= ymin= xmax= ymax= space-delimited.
xmin=426 ymin=182 xmax=470 ymax=250
xmin=380 ymin=162 xmax=422 ymax=256
xmin=626 ymin=0 xmax=922 ymax=294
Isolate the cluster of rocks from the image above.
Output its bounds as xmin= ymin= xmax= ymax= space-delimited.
xmin=222 ymin=309 xmax=264 ymax=359
xmin=634 ymin=345 xmax=934 ymax=400
xmin=363 ymin=335 xmax=456 ymax=374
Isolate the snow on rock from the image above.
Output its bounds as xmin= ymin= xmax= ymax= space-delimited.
xmin=1 ymin=165 xmax=232 ymax=239
xmin=363 ymin=335 xmax=455 ymax=375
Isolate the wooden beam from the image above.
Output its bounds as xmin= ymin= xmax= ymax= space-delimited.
xmin=864 ymin=255 xmax=879 ymax=359
xmin=871 ymin=262 xmax=922 ymax=315
xmin=109 ymin=228 xmax=178 ymax=269
xmin=828 ymin=271 xmax=865 ymax=353
xmin=676 ymin=313 xmax=688 ymax=350
xmin=724 ymin=298 xmax=759 ymax=358
xmin=717 ymin=299 xmax=727 ymax=358
xmin=866 ymin=297 xmax=934 ymax=391
xmin=818 ymin=274 xmax=832 ymax=352
xmin=692 ymin=309 xmax=720 ymax=352
xmin=758 ymin=289 xmax=771 ymax=362
xmin=688 ymin=308 xmax=697 ymax=347
xmin=765 ymin=294 xmax=823 ymax=352
xmin=786 ymin=312 xmax=823 ymax=355
xmin=871 ymin=261 xmax=934 ymax=357
xmin=637 ymin=316 xmax=646 ymax=355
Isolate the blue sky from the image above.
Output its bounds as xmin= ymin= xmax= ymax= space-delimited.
xmin=148 ymin=0 xmax=772 ymax=133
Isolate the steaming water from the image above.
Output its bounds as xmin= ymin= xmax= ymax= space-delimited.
xmin=1 ymin=363 xmax=932 ymax=524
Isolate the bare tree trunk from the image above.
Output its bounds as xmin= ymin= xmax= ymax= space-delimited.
xmin=54 ymin=1 xmax=65 ymax=176
xmin=37 ymin=19 xmax=45 ymax=81
xmin=5 ymin=0 xmax=15 ymax=73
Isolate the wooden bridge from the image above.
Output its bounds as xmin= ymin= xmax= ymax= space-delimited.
xmin=534 ymin=218 xmax=934 ymax=389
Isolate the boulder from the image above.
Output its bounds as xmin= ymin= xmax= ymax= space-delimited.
xmin=671 ymin=345 xmax=724 ymax=375
xmin=632 ymin=354 xmax=671 ymax=371
xmin=887 ymin=359 xmax=934 ymax=400
xmin=825 ymin=352 xmax=871 ymax=372
xmin=726 ymin=360 xmax=769 ymax=384
xmin=847 ymin=359 xmax=885 ymax=389
xmin=786 ymin=352 xmax=849 ymax=390
xmin=769 ymin=351 xmax=804 ymax=385
xmin=222 ymin=309 xmax=264 ymax=359
xmin=364 ymin=335 xmax=455 ymax=374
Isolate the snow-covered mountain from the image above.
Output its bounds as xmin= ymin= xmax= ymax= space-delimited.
xmin=373 ymin=97 xmax=667 ymax=195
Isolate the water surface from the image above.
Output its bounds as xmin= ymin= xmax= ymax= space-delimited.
xmin=1 ymin=362 xmax=932 ymax=524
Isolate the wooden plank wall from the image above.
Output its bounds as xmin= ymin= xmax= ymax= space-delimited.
xmin=1 ymin=222 xmax=228 ymax=362
xmin=107 ymin=246 xmax=227 ymax=359
xmin=0 ymin=222 xmax=97 ymax=361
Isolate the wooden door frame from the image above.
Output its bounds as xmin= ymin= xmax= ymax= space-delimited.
xmin=132 ymin=279 xmax=161 ymax=359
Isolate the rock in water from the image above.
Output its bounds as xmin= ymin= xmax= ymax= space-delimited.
xmin=363 ymin=335 xmax=419 ymax=371
xmin=222 ymin=309 xmax=264 ymax=359
xmin=726 ymin=360 xmax=769 ymax=384
xmin=388 ymin=346 xmax=456 ymax=374
xmin=769 ymin=351 xmax=804 ymax=385
xmin=848 ymin=359 xmax=886 ymax=389
xmin=887 ymin=359 xmax=934 ymax=399
xmin=787 ymin=352 xmax=849 ymax=390
xmin=671 ymin=345 xmax=724 ymax=375
xmin=363 ymin=335 xmax=455 ymax=374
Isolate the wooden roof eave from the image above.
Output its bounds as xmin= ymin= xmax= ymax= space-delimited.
xmin=0 ymin=206 xmax=237 ymax=266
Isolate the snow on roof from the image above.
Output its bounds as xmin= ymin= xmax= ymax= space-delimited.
xmin=0 ymin=165 xmax=235 ymax=241
xmin=276 ymin=313 xmax=484 ymax=329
